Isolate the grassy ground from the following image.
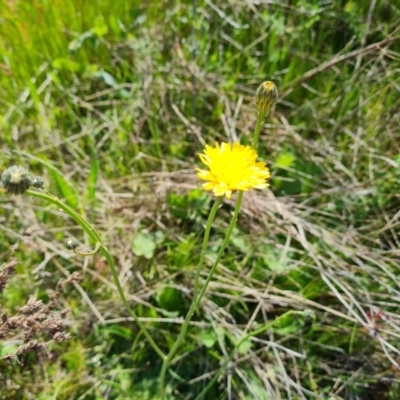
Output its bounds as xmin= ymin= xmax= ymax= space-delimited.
xmin=1 ymin=0 xmax=400 ymax=398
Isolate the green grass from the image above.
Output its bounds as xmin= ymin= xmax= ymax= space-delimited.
xmin=1 ymin=0 xmax=400 ymax=398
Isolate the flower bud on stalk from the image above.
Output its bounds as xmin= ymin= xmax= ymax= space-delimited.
xmin=255 ymin=81 xmax=278 ymax=114
xmin=32 ymin=176 xmax=45 ymax=189
xmin=64 ymin=237 xmax=80 ymax=251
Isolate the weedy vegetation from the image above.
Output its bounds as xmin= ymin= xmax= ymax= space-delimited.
xmin=1 ymin=0 xmax=400 ymax=399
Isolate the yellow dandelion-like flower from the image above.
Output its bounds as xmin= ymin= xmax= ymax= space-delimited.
xmin=196 ymin=142 xmax=270 ymax=199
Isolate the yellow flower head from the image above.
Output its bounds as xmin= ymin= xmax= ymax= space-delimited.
xmin=196 ymin=142 xmax=270 ymax=199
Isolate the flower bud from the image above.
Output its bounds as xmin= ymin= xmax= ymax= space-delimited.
xmin=1 ymin=165 xmax=32 ymax=195
xmin=64 ymin=237 xmax=79 ymax=250
xmin=32 ymin=176 xmax=45 ymax=189
xmin=255 ymin=81 xmax=278 ymax=114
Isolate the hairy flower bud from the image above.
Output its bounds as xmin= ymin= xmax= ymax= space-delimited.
xmin=255 ymin=81 xmax=278 ymax=114
xmin=64 ymin=237 xmax=80 ymax=250
xmin=1 ymin=166 xmax=32 ymax=195
xmin=32 ymin=176 xmax=45 ymax=189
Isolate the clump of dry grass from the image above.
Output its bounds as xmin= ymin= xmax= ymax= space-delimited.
xmin=0 ymin=259 xmax=16 ymax=292
xmin=0 ymin=260 xmax=79 ymax=363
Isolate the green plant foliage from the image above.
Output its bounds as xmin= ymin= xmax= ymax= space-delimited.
xmin=167 ymin=188 xmax=211 ymax=222
xmin=198 ymin=329 xmax=218 ymax=349
xmin=131 ymin=231 xmax=164 ymax=259
xmin=1 ymin=0 xmax=400 ymax=398
xmin=155 ymin=285 xmax=184 ymax=315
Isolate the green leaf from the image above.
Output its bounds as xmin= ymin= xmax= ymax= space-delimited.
xmin=274 ymin=151 xmax=295 ymax=169
xmin=92 ymin=16 xmax=108 ymax=37
xmin=52 ymin=58 xmax=81 ymax=72
xmin=48 ymin=168 xmax=79 ymax=209
xmin=167 ymin=192 xmax=190 ymax=219
xmin=155 ymin=286 xmax=183 ymax=313
xmin=231 ymin=229 xmax=251 ymax=253
xmin=274 ymin=313 xmax=306 ymax=335
xmin=198 ymin=330 xmax=217 ymax=348
xmin=237 ymin=338 xmax=252 ymax=354
xmin=93 ymin=70 xmax=118 ymax=87
xmin=92 ymin=70 xmax=130 ymax=98
xmin=105 ymin=325 xmax=133 ymax=340
xmin=131 ymin=232 xmax=157 ymax=259
xmin=167 ymin=189 xmax=210 ymax=221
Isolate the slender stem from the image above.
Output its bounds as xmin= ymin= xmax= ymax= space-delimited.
xmin=192 ymin=197 xmax=224 ymax=310
xmin=193 ymin=121 xmax=270 ymax=398
xmin=26 ymin=190 xmax=102 ymax=244
xmin=195 ymin=310 xmax=301 ymax=400
xmin=253 ymin=111 xmax=266 ymax=149
xmin=25 ymin=189 xmax=165 ymax=360
xmin=159 ymin=96 xmax=270 ymax=397
xmin=160 ymin=192 xmax=243 ymax=398
xmin=98 ymin=244 xmax=165 ymax=359
xmin=159 ymin=197 xmax=223 ymax=399
xmin=194 ymin=191 xmax=243 ymax=309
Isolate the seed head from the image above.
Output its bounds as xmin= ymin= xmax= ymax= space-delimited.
xmin=64 ymin=237 xmax=80 ymax=250
xmin=255 ymin=81 xmax=278 ymax=114
xmin=1 ymin=165 xmax=32 ymax=195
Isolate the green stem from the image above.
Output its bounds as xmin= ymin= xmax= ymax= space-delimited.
xmin=25 ymin=189 xmax=165 ymax=360
xmin=74 ymin=242 xmax=101 ymax=256
xmin=195 ymin=310 xmax=300 ymax=400
xmin=27 ymin=190 xmax=102 ymax=243
xmin=195 ymin=191 xmax=243 ymax=308
xmin=159 ymin=197 xmax=223 ymax=399
xmin=159 ymin=90 xmax=270 ymax=397
xmin=98 ymin=244 xmax=165 ymax=360
xmin=253 ymin=111 xmax=266 ymax=149
xmin=159 ymin=191 xmax=244 ymax=398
